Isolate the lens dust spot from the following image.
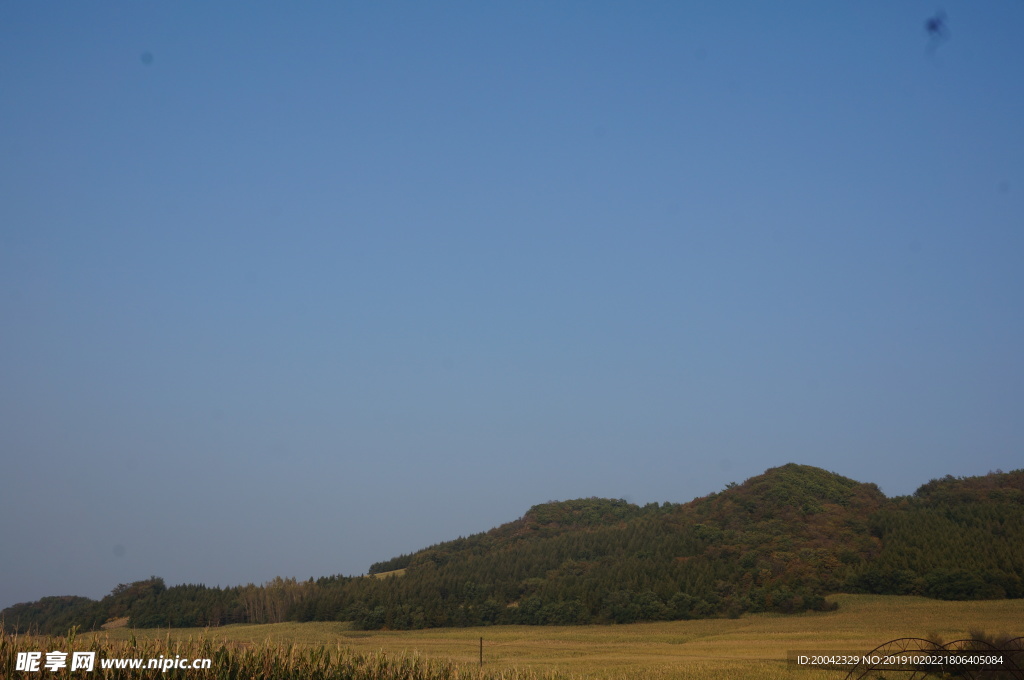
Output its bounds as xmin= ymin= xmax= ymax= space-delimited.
xmin=140 ymin=51 xmax=154 ymax=66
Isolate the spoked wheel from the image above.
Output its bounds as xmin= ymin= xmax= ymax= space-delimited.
xmin=843 ymin=636 xmax=1024 ymax=680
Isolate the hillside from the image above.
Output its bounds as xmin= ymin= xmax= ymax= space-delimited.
xmin=4 ymin=464 xmax=1022 ymax=634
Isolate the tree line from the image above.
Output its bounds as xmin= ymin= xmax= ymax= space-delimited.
xmin=4 ymin=465 xmax=1021 ymax=635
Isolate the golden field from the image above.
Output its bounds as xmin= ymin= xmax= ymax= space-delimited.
xmin=48 ymin=594 xmax=1020 ymax=679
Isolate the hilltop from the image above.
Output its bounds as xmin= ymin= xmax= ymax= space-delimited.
xmin=4 ymin=464 xmax=1022 ymax=634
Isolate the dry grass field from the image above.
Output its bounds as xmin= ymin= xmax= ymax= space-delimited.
xmin=69 ymin=594 xmax=1022 ymax=679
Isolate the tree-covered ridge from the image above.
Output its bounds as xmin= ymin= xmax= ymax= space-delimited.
xmin=1 ymin=596 xmax=102 ymax=637
xmin=912 ymin=469 xmax=1024 ymax=506
xmin=848 ymin=469 xmax=1024 ymax=600
xmin=4 ymin=465 xmax=1022 ymax=635
xmin=369 ymin=498 xmax=644 ymax=575
xmin=519 ymin=497 xmax=644 ymax=530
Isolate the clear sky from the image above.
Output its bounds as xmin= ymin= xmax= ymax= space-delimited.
xmin=2 ymin=2 xmax=1022 ymax=611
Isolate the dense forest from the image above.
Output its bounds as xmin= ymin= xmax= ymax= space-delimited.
xmin=4 ymin=464 xmax=1022 ymax=635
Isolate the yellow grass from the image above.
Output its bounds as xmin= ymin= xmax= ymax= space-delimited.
xmin=80 ymin=595 xmax=1023 ymax=680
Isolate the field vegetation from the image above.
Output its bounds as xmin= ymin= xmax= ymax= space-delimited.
xmin=5 ymin=595 xmax=1016 ymax=679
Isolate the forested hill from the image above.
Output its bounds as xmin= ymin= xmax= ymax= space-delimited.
xmin=4 ymin=465 xmax=1023 ymax=634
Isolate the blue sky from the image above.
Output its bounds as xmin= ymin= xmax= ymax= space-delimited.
xmin=2 ymin=2 xmax=1022 ymax=610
